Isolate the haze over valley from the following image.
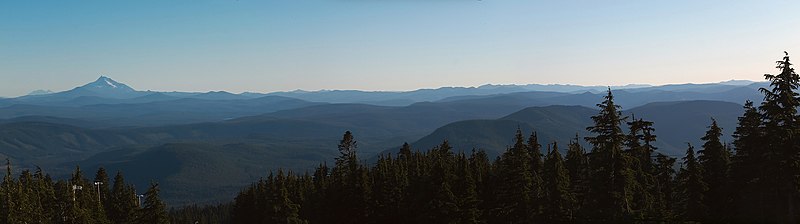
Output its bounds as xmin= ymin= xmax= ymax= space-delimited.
xmin=0 ymin=76 xmax=765 ymax=204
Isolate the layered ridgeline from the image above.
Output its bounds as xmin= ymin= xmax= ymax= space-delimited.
xmin=0 ymin=75 xmax=769 ymax=206
xmin=218 ymin=53 xmax=800 ymax=223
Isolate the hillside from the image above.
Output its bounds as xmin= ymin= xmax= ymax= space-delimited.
xmin=403 ymin=100 xmax=743 ymax=158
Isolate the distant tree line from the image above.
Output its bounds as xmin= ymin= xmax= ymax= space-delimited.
xmin=0 ymin=163 xmax=169 ymax=224
xmin=224 ymin=53 xmax=800 ymax=223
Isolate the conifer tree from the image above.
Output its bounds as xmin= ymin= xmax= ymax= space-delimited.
xmin=468 ymin=149 xmax=493 ymax=220
xmin=454 ymin=153 xmax=480 ymax=224
xmin=697 ymin=118 xmax=730 ymax=220
xmin=626 ymin=116 xmax=658 ymax=219
xmin=94 ymin=167 xmax=111 ymax=211
xmin=137 ymin=182 xmax=169 ymax=224
xmin=108 ymin=172 xmax=138 ymax=224
xmin=729 ymin=100 xmax=765 ymax=220
xmin=564 ymin=134 xmax=588 ymax=216
xmin=584 ymin=89 xmax=635 ymax=221
xmin=757 ymin=52 xmax=800 ymax=223
xmin=370 ymin=155 xmax=406 ymax=224
xmin=17 ymin=170 xmax=46 ymax=224
xmin=653 ymin=153 xmax=677 ymax=220
xmin=527 ymin=131 xmax=545 ymax=217
xmin=542 ymin=142 xmax=575 ymax=222
xmin=492 ymin=128 xmax=536 ymax=223
xmin=676 ymin=144 xmax=707 ymax=222
xmin=68 ymin=165 xmax=95 ymax=224
xmin=329 ymin=131 xmax=370 ymax=224
xmin=33 ymin=166 xmax=57 ymax=222
xmin=0 ymin=159 xmax=18 ymax=224
xmin=271 ymin=171 xmax=307 ymax=224
xmin=399 ymin=142 xmax=412 ymax=160
xmin=424 ymin=140 xmax=459 ymax=224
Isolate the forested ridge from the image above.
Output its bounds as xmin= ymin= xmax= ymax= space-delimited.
xmin=218 ymin=54 xmax=800 ymax=223
xmin=2 ymin=54 xmax=799 ymax=223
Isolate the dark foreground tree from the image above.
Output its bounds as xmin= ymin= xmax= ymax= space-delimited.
xmin=137 ymin=182 xmax=168 ymax=224
xmin=756 ymin=52 xmax=800 ymax=223
xmin=697 ymin=118 xmax=731 ymax=220
xmin=542 ymin=142 xmax=575 ymax=222
xmin=584 ymin=89 xmax=636 ymax=221
xmin=677 ymin=144 xmax=707 ymax=222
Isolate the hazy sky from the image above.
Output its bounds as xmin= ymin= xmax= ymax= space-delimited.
xmin=1 ymin=1 xmax=799 ymax=97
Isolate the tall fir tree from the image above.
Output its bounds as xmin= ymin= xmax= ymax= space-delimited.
xmin=108 ymin=172 xmax=138 ymax=224
xmin=17 ymin=170 xmax=46 ymax=224
xmin=94 ymin=167 xmax=111 ymax=212
xmin=676 ymin=144 xmax=708 ymax=222
xmin=626 ymin=116 xmax=658 ymax=219
xmin=757 ymin=52 xmax=800 ymax=223
xmin=424 ymin=140 xmax=459 ymax=224
xmin=542 ymin=142 xmax=576 ymax=222
xmin=697 ymin=118 xmax=731 ymax=221
xmin=454 ymin=153 xmax=481 ymax=224
xmin=271 ymin=171 xmax=308 ymax=224
xmin=652 ymin=153 xmax=677 ymax=220
xmin=564 ymin=134 xmax=588 ymax=218
xmin=584 ymin=89 xmax=636 ymax=221
xmin=527 ymin=131 xmax=545 ymax=217
xmin=137 ymin=182 xmax=169 ymax=224
xmin=0 ymin=159 xmax=18 ymax=223
xmin=68 ymin=166 xmax=96 ymax=224
xmin=33 ymin=166 xmax=57 ymax=223
xmin=729 ymin=100 xmax=766 ymax=221
xmin=492 ymin=128 xmax=536 ymax=223
xmin=328 ymin=131 xmax=370 ymax=224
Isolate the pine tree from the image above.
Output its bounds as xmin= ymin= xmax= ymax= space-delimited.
xmin=336 ymin=131 xmax=358 ymax=172
xmin=399 ymin=142 xmax=412 ymax=160
xmin=527 ymin=131 xmax=545 ymax=217
xmin=584 ymin=89 xmax=635 ymax=221
xmin=757 ymin=52 xmax=800 ymax=223
xmin=17 ymin=170 xmax=46 ymax=224
xmin=468 ymin=149 xmax=493 ymax=221
xmin=697 ymin=118 xmax=730 ymax=221
xmin=137 ymin=182 xmax=169 ymax=224
xmin=370 ymin=155 xmax=406 ymax=224
xmin=729 ymin=100 xmax=766 ymax=221
xmin=271 ymin=171 xmax=307 ymax=224
xmin=0 ymin=159 xmax=18 ymax=223
xmin=108 ymin=172 xmax=138 ymax=224
xmin=305 ymin=163 xmax=329 ymax=223
xmin=454 ymin=153 xmax=480 ymax=224
xmin=626 ymin=116 xmax=658 ymax=219
xmin=424 ymin=140 xmax=459 ymax=224
xmin=676 ymin=143 xmax=707 ymax=222
xmin=67 ymin=165 xmax=95 ymax=224
xmin=652 ymin=153 xmax=677 ymax=220
xmin=328 ymin=131 xmax=370 ymax=223
xmin=564 ymin=134 xmax=588 ymax=217
xmin=33 ymin=166 xmax=57 ymax=223
xmin=492 ymin=128 xmax=536 ymax=223
xmin=542 ymin=142 xmax=575 ymax=222
xmin=94 ymin=167 xmax=111 ymax=211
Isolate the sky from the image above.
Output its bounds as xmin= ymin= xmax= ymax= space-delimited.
xmin=1 ymin=0 xmax=799 ymax=97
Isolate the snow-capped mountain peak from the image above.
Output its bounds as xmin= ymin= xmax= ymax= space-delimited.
xmin=80 ymin=76 xmax=135 ymax=92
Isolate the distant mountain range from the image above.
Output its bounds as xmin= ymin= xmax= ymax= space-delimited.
xmin=0 ymin=76 xmax=768 ymax=205
xmin=6 ymin=76 xmax=763 ymax=107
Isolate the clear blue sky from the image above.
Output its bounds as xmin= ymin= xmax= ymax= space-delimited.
xmin=1 ymin=0 xmax=799 ymax=97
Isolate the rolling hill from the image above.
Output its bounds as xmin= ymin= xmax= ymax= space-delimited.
xmin=401 ymin=100 xmax=743 ymax=158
